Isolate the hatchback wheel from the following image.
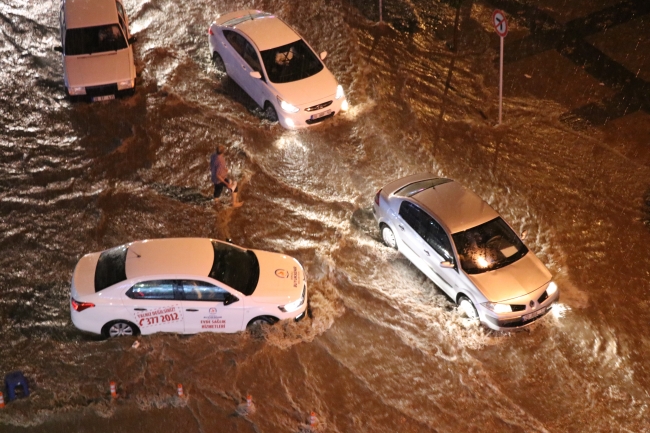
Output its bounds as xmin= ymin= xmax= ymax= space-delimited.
xmin=381 ymin=224 xmax=398 ymax=250
xmin=212 ymin=52 xmax=226 ymax=74
xmin=458 ymin=296 xmax=478 ymax=320
xmin=264 ymin=102 xmax=278 ymax=122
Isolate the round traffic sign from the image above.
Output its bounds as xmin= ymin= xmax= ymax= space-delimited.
xmin=492 ymin=10 xmax=508 ymax=37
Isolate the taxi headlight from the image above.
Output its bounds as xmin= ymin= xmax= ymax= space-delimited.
xmin=117 ymin=79 xmax=134 ymax=90
xmin=546 ymin=281 xmax=558 ymax=296
xmin=277 ymin=96 xmax=299 ymax=113
xmin=279 ymin=285 xmax=306 ymax=313
xmin=482 ymin=302 xmax=512 ymax=314
xmin=68 ymin=86 xmax=86 ymax=95
xmin=335 ymin=84 xmax=344 ymax=100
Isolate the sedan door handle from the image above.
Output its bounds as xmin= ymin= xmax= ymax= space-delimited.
xmin=134 ymin=308 xmax=146 ymax=311
xmin=398 ymin=224 xmax=405 ymax=231
xmin=185 ymin=309 xmax=199 ymax=312
xmin=424 ymin=250 xmax=430 ymax=256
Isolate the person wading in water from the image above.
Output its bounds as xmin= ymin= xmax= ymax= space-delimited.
xmin=210 ymin=145 xmax=243 ymax=208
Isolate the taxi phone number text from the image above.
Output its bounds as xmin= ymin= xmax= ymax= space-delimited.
xmin=139 ymin=313 xmax=179 ymax=326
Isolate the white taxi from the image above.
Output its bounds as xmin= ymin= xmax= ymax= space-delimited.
xmin=70 ymin=238 xmax=307 ymax=338
xmin=208 ymin=10 xmax=348 ymax=128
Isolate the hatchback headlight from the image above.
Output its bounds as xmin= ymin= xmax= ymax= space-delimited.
xmin=68 ymin=86 xmax=86 ymax=95
xmin=482 ymin=302 xmax=512 ymax=314
xmin=277 ymin=96 xmax=299 ymax=113
xmin=546 ymin=281 xmax=558 ymax=296
xmin=279 ymin=285 xmax=306 ymax=313
xmin=117 ymin=79 xmax=134 ymax=90
xmin=335 ymin=84 xmax=344 ymax=100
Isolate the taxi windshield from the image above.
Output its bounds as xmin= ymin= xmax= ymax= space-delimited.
xmin=452 ymin=217 xmax=528 ymax=275
xmin=209 ymin=241 xmax=260 ymax=295
xmin=260 ymin=39 xmax=323 ymax=83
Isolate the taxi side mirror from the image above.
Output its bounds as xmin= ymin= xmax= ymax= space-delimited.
xmin=440 ymin=260 xmax=454 ymax=269
xmin=224 ymin=293 xmax=239 ymax=306
xmin=249 ymin=71 xmax=262 ymax=79
xmin=319 ymin=51 xmax=327 ymax=60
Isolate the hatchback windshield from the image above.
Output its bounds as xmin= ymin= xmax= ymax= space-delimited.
xmin=260 ymin=39 xmax=323 ymax=83
xmin=209 ymin=241 xmax=260 ymax=295
xmin=452 ymin=217 xmax=528 ymax=274
xmin=65 ymin=24 xmax=127 ymax=56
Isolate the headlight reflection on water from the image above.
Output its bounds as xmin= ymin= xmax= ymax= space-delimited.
xmin=551 ymin=303 xmax=569 ymax=319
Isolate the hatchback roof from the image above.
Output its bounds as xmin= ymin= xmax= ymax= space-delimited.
xmin=412 ymin=180 xmax=499 ymax=234
xmin=218 ymin=10 xmax=301 ymax=51
xmin=124 ymin=238 xmax=214 ymax=280
xmin=65 ymin=0 xmax=119 ymax=29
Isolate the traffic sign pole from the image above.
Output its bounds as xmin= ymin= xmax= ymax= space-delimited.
xmin=492 ymin=10 xmax=508 ymax=125
xmin=499 ymin=35 xmax=504 ymax=125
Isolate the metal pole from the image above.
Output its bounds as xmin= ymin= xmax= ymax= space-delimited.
xmin=379 ymin=0 xmax=383 ymax=23
xmin=498 ymin=35 xmax=504 ymax=125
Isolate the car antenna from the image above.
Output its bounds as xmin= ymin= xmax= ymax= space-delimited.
xmin=128 ymin=248 xmax=141 ymax=258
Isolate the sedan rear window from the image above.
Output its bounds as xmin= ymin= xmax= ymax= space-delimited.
xmin=94 ymin=245 xmax=128 ymax=292
xmin=209 ymin=241 xmax=260 ymax=296
xmin=452 ymin=217 xmax=528 ymax=275
xmin=65 ymin=24 xmax=127 ymax=56
xmin=261 ymin=39 xmax=323 ymax=83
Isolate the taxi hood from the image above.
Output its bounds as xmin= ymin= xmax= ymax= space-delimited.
xmin=64 ymin=48 xmax=133 ymax=88
xmin=71 ymin=252 xmax=100 ymax=299
xmin=465 ymin=252 xmax=552 ymax=303
xmin=251 ymin=250 xmax=305 ymax=303
xmin=272 ymin=68 xmax=337 ymax=107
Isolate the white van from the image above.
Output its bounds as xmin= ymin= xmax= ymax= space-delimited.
xmin=55 ymin=0 xmax=137 ymax=101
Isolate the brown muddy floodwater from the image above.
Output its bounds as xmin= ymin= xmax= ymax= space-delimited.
xmin=1 ymin=0 xmax=649 ymax=432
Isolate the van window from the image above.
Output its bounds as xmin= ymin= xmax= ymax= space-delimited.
xmin=65 ymin=24 xmax=127 ymax=55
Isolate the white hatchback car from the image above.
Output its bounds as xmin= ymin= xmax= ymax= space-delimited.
xmin=70 ymin=238 xmax=308 ymax=338
xmin=373 ymin=174 xmax=559 ymax=331
xmin=55 ymin=0 xmax=137 ymax=101
xmin=208 ymin=10 xmax=348 ymax=128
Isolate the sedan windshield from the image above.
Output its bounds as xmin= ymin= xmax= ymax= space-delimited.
xmin=452 ymin=217 xmax=528 ymax=275
xmin=209 ymin=241 xmax=260 ymax=295
xmin=65 ymin=24 xmax=127 ymax=56
xmin=95 ymin=245 xmax=128 ymax=291
xmin=260 ymin=39 xmax=323 ymax=83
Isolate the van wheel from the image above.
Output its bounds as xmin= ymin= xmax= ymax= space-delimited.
xmin=212 ymin=52 xmax=226 ymax=74
xmin=458 ymin=296 xmax=478 ymax=320
xmin=264 ymin=102 xmax=278 ymax=122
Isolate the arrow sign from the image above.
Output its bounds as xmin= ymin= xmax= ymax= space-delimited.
xmin=492 ymin=10 xmax=508 ymax=37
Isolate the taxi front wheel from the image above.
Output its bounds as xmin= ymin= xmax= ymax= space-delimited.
xmin=102 ymin=320 xmax=140 ymax=338
xmin=247 ymin=316 xmax=278 ymax=328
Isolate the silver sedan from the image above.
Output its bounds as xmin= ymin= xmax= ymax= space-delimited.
xmin=373 ymin=174 xmax=559 ymax=331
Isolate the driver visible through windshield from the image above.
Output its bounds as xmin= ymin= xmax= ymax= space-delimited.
xmin=452 ymin=217 xmax=528 ymax=274
xmin=260 ymin=39 xmax=323 ymax=83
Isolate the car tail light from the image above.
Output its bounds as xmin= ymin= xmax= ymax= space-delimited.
xmin=374 ymin=189 xmax=382 ymax=205
xmin=208 ymin=28 xmax=214 ymax=35
xmin=71 ymin=298 xmax=95 ymax=312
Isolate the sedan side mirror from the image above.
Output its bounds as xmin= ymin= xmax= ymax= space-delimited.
xmin=440 ymin=260 xmax=454 ymax=269
xmin=520 ymin=230 xmax=528 ymax=240
xmin=224 ymin=293 xmax=239 ymax=306
xmin=128 ymin=36 xmax=137 ymax=45
xmin=319 ymin=51 xmax=327 ymax=60
xmin=249 ymin=71 xmax=262 ymax=79
xmin=54 ymin=46 xmax=63 ymax=53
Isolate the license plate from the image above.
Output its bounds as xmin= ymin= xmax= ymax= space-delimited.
xmin=310 ymin=109 xmax=331 ymax=120
xmin=523 ymin=308 xmax=546 ymax=322
xmin=93 ymin=94 xmax=115 ymax=102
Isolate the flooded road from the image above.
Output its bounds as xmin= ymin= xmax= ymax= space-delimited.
xmin=1 ymin=0 xmax=649 ymax=431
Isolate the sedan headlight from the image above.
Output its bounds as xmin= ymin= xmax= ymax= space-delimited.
xmin=277 ymin=96 xmax=299 ymax=113
xmin=68 ymin=86 xmax=86 ymax=95
xmin=335 ymin=84 xmax=344 ymax=100
xmin=117 ymin=79 xmax=134 ymax=90
xmin=546 ymin=281 xmax=558 ymax=296
xmin=482 ymin=302 xmax=512 ymax=314
xmin=279 ymin=285 xmax=306 ymax=313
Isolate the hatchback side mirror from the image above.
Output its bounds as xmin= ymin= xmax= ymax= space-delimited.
xmin=224 ymin=293 xmax=239 ymax=306
xmin=54 ymin=46 xmax=63 ymax=53
xmin=520 ymin=230 xmax=528 ymax=240
xmin=319 ymin=51 xmax=327 ymax=60
xmin=249 ymin=71 xmax=262 ymax=79
xmin=440 ymin=260 xmax=454 ymax=269
xmin=128 ymin=36 xmax=137 ymax=44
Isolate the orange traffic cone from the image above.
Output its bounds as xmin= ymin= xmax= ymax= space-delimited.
xmin=0 ymin=392 xmax=5 ymax=408
xmin=246 ymin=394 xmax=253 ymax=407
xmin=177 ymin=384 xmax=185 ymax=398
xmin=110 ymin=381 xmax=117 ymax=399
xmin=309 ymin=411 xmax=319 ymax=427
